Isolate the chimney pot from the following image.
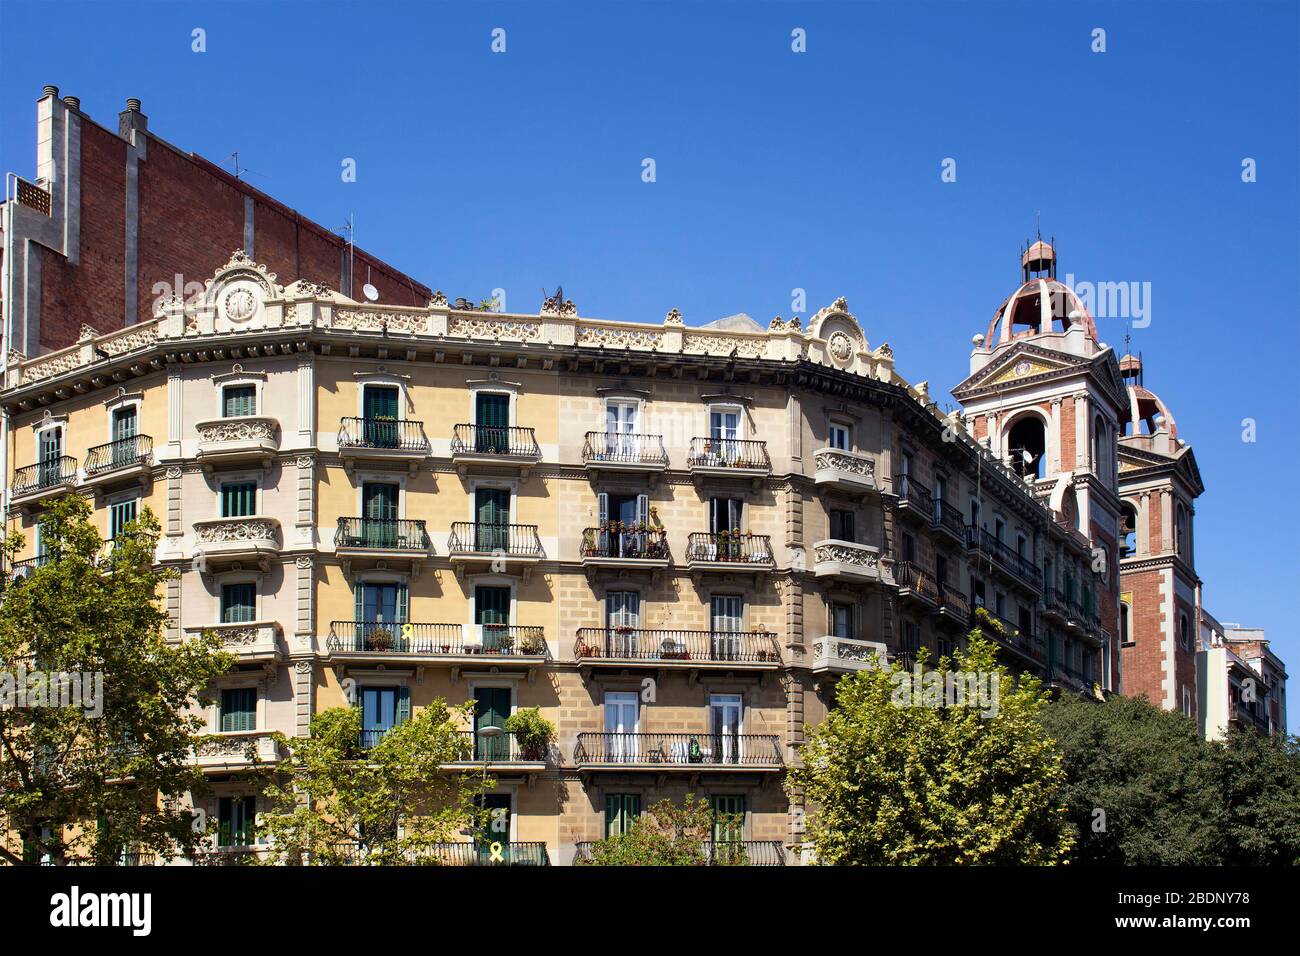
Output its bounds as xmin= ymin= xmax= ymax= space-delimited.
xmin=63 ymin=95 xmax=80 ymax=111
xmin=126 ymin=97 xmax=142 ymax=113
xmin=42 ymin=85 xmax=59 ymax=98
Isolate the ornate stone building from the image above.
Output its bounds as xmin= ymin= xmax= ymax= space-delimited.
xmin=2 ymin=244 xmax=1108 ymax=864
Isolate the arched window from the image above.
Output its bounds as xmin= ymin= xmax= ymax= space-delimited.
xmin=1120 ymin=502 xmax=1138 ymax=559
xmin=1007 ymin=415 xmax=1047 ymax=480
xmin=1120 ymin=602 xmax=1131 ymax=645
xmin=1175 ymin=503 xmax=1188 ymax=559
xmin=1093 ymin=416 xmax=1108 ymax=478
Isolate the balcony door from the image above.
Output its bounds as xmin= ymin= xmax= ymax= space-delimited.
xmin=597 ymin=492 xmax=648 ymax=557
xmin=604 ymin=691 xmax=639 ymax=762
xmin=606 ymin=590 xmax=640 ymax=657
xmin=711 ymin=595 xmax=743 ymax=660
xmin=709 ymin=407 xmax=741 ymax=461
xmin=710 ymin=794 xmax=747 ymax=849
xmin=222 ymin=583 xmax=256 ymax=624
xmin=475 ymin=392 xmax=510 ymax=453
xmin=357 ymin=582 xmax=406 ymax=649
xmin=363 ymin=385 xmax=400 ymax=448
xmin=605 ymin=401 xmax=638 ymax=459
xmin=363 ymin=483 xmax=399 ymax=548
xmin=710 ymin=693 xmax=743 ymax=764
xmin=474 ymin=488 xmax=511 ymax=552
xmin=474 ymin=585 xmax=510 ymax=649
xmin=38 ymin=427 xmax=62 ymax=485
xmin=710 ymin=497 xmax=745 ymax=560
xmin=474 ymin=687 xmax=510 ymax=760
xmin=360 ymin=686 xmax=404 ymax=748
xmin=476 ymin=793 xmax=512 ymax=861
xmin=111 ymin=406 xmax=137 ymax=467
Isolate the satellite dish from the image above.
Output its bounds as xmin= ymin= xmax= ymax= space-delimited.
xmin=362 ymin=283 xmax=379 ymax=302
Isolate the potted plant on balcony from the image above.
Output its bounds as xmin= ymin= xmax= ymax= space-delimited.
xmin=503 ymin=708 xmax=555 ymax=762
xmin=367 ymin=627 xmax=395 ymax=652
xmin=518 ymin=633 xmax=545 ymax=656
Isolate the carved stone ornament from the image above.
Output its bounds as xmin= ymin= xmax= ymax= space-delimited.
xmin=828 ymin=330 xmax=854 ymax=364
xmin=224 ymin=288 xmax=257 ymax=322
xmin=197 ymin=418 xmax=276 ymax=443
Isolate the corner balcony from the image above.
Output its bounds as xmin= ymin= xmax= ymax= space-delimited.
xmin=573 ymin=732 xmax=783 ymax=773
xmin=579 ymin=527 xmax=670 ymax=573
xmin=326 ymin=621 xmax=548 ymax=670
xmin=685 ymin=532 xmax=774 ymax=576
xmin=193 ymin=731 xmax=281 ymax=772
xmin=334 ymin=517 xmax=430 ymax=577
xmin=337 ymin=417 xmax=430 ymax=474
xmin=687 ymin=437 xmax=771 ymax=486
xmin=812 ymin=448 xmax=879 ymax=496
xmin=195 ymin=416 xmax=279 ymax=472
xmin=894 ymin=561 xmax=939 ymax=609
xmin=192 ymin=517 xmax=280 ymax=572
xmin=447 ymin=522 xmax=543 ymax=580
xmin=810 ymin=635 xmax=888 ymax=675
xmin=574 ymin=627 xmax=781 ymax=671
xmin=450 ymin=424 xmax=541 ymax=478
xmin=11 ymin=457 xmax=77 ymax=510
xmin=84 ymin=435 xmax=153 ymax=490
xmin=183 ymin=621 xmax=282 ymax=665
xmin=812 ymin=540 xmax=885 ymax=585
xmin=582 ymin=431 xmax=669 ymax=479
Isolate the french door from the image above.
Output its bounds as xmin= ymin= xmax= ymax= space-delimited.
xmin=475 ymin=488 xmax=511 ymax=551
xmin=709 ymin=408 xmax=741 ymax=461
xmin=711 ymin=595 xmax=743 ymax=660
xmin=38 ymin=428 xmax=62 ymax=486
xmin=475 ymin=585 xmax=510 ymax=649
xmin=474 ymin=687 xmax=510 ymax=760
xmin=111 ymin=406 xmax=137 ymax=466
xmin=363 ymin=385 xmax=400 ymax=448
xmin=363 ymin=483 xmax=399 ymax=547
xmin=604 ymin=691 xmax=639 ymax=762
xmin=475 ymin=392 xmax=510 ymax=453
xmin=710 ymin=795 xmax=747 ymax=862
xmin=710 ymin=694 xmax=743 ymax=764
xmin=606 ymin=591 xmax=640 ymax=657
xmin=476 ymin=793 xmax=512 ymax=861
xmin=605 ymin=402 xmax=638 ymax=459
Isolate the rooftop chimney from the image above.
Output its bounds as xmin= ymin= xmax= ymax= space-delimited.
xmin=119 ymin=97 xmax=148 ymax=138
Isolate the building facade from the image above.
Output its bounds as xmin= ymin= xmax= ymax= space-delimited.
xmin=1197 ymin=615 xmax=1288 ymax=740
xmin=2 ymin=245 xmax=1111 ymax=864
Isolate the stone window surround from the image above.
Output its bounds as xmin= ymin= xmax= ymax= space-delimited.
xmin=211 ymin=365 xmax=267 ymax=418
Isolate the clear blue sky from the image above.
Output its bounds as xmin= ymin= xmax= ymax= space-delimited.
xmin=3 ymin=1 xmax=1297 ymax=727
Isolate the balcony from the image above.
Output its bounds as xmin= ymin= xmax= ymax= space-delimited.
xmin=450 ymin=424 xmax=541 ymax=477
xmin=334 ymin=517 xmax=429 ymax=576
xmin=966 ymin=526 xmax=1043 ymax=593
xmin=329 ymin=841 xmax=549 ymax=866
xmin=579 ymin=526 xmax=669 ymax=572
xmin=574 ymin=840 xmax=785 ymax=866
xmin=812 ymin=540 xmax=885 ymax=585
xmin=574 ymin=627 xmax=781 ymax=671
xmin=442 ymin=730 xmax=547 ymax=772
xmin=687 ymin=437 xmax=771 ymax=484
xmin=582 ymin=431 xmax=669 ymax=478
xmin=893 ymin=474 xmax=933 ymax=520
xmin=7 ymin=552 xmax=54 ymax=583
xmin=894 ymin=561 xmax=939 ymax=609
xmin=84 ymin=435 xmax=153 ymax=488
xmin=193 ymin=731 xmax=281 ymax=772
xmin=195 ymin=416 xmax=279 ymax=471
xmin=932 ymin=499 xmax=966 ymax=544
xmin=573 ymin=732 xmax=783 ymax=772
xmin=11 ymin=456 xmax=78 ymax=507
xmin=813 ymin=448 xmax=879 ymax=495
xmin=337 ymin=417 xmax=429 ymax=473
xmin=192 ymin=517 xmax=280 ymax=572
xmin=327 ymin=621 xmax=548 ymax=667
xmin=447 ymin=522 xmax=543 ymax=579
xmin=810 ymin=635 xmax=887 ymax=675
xmin=936 ymin=585 xmax=971 ymax=627
xmin=974 ymin=609 xmax=1047 ymax=667
xmin=183 ymin=621 xmax=282 ymax=664
xmin=685 ymin=532 xmax=775 ymax=575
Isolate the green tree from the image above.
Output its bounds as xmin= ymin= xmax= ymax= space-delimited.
xmin=1042 ymin=692 xmax=1219 ymax=864
xmin=1208 ymin=726 xmax=1300 ymax=865
xmin=581 ymin=793 xmax=741 ymax=865
xmin=0 ymin=496 xmax=234 ymax=865
xmin=256 ymin=700 xmax=488 ymax=865
xmin=790 ymin=616 xmax=1073 ymax=864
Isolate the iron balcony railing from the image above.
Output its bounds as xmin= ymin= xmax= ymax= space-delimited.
xmin=573 ymin=732 xmax=783 ymax=767
xmin=574 ymin=840 xmax=786 ymax=866
xmin=85 ymin=435 xmax=152 ymax=475
xmin=328 ymin=841 xmax=549 ymax=866
xmin=686 ymin=532 xmax=774 ymax=565
xmin=580 ymin=527 xmax=669 ymax=561
xmin=933 ymin=499 xmax=965 ymax=539
xmin=451 ymin=729 xmax=547 ymax=763
xmin=894 ymin=473 xmax=934 ymax=513
xmin=334 ymin=517 xmax=428 ymax=551
xmin=582 ymin=431 xmax=669 ymax=467
xmin=937 ymin=585 xmax=971 ymax=621
xmin=9 ymin=553 xmax=55 ymax=576
xmin=13 ymin=456 xmax=78 ymax=495
xmin=450 ymin=424 xmax=540 ymax=458
xmin=894 ymin=561 xmax=939 ymax=604
xmin=328 ymin=621 xmax=548 ymax=657
xmin=687 ymin=437 xmax=771 ymax=471
xmin=337 ymin=417 xmax=430 ymax=452
xmin=976 ymin=610 xmax=1046 ymax=663
xmin=968 ymin=526 xmax=1043 ymax=590
xmin=574 ymin=627 xmax=781 ymax=664
xmin=448 ymin=522 xmax=543 ymax=557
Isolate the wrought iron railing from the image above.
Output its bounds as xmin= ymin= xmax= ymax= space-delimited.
xmin=573 ymin=732 xmax=783 ymax=767
xmin=686 ymin=532 xmax=774 ymax=565
xmin=937 ymin=585 xmax=971 ymax=621
xmin=13 ymin=456 xmax=77 ymax=495
xmin=328 ymin=841 xmax=549 ymax=866
xmin=580 ymin=527 xmax=669 ymax=561
xmin=574 ymin=627 xmax=780 ymax=664
xmin=449 ymin=729 xmax=547 ymax=763
xmin=582 ymin=431 xmax=669 ymax=467
xmin=894 ymin=561 xmax=939 ymax=604
xmin=328 ymin=621 xmax=547 ymax=657
xmin=893 ymin=473 xmax=933 ymax=513
xmin=85 ymin=435 xmax=152 ymax=475
xmin=933 ymin=499 xmax=965 ymax=538
xmin=687 ymin=437 xmax=771 ymax=471
xmin=450 ymin=424 xmax=540 ymax=458
xmin=334 ymin=517 xmax=428 ymax=551
xmin=448 ymin=522 xmax=543 ymax=557
xmin=337 ymin=417 xmax=429 ymax=451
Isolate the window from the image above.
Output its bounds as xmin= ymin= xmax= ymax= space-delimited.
xmin=596 ymin=492 xmax=650 ymax=556
xmin=218 ymin=796 xmax=256 ymax=848
xmin=830 ymin=602 xmax=854 ymax=639
xmin=1018 ymin=605 xmax=1033 ymax=635
xmin=709 ymin=496 xmax=744 ymax=534
xmin=1179 ymin=612 xmax=1190 ymax=650
xmin=474 ymin=487 xmax=510 ymax=550
xmin=1182 ymin=686 xmax=1193 ymax=717
xmin=710 ymin=795 xmax=747 ymax=852
xmin=362 ymin=385 xmax=401 ymax=447
xmin=220 ymin=687 xmax=256 ymax=733
xmin=605 ymin=794 xmax=641 ymax=838
xmin=605 ymin=590 xmax=641 ymax=657
xmin=901 ymin=532 xmax=915 ymax=562
xmin=1016 ymin=534 xmax=1026 ymax=558
xmin=221 ymin=481 xmax=256 ymax=518
xmin=474 ymin=392 xmax=511 ymax=455
xmin=1175 ymin=504 xmax=1188 ymax=559
xmin=711 ymin=594 xmax=744 ymax=659
xmin=829 ymin=509 xmax=855 ymax=542
xmin=1007 ymin=416 xmax=1046 ymax=480
xmin=605 ymin=401 xmax=639 ymax=459
xmin=710 ymin=694 xmax=743 ymax=764
xmin=901 ymin=620 xmax=920 ymax=653
xmin=995 ymin=592 xmax=1006 ymax=618
xmin=111 ymin=405 xmax=137 ymax=444
xmin=604 ymin=691 xmax=639 ymax=761
xmin=38 ymin=427 xmax=63 ymax=485
xmin=1120 ymin=503 xmax=1138 ymax=559
xmin=935 ymin=554 xmax=948 ymax=585
xmin=828 ymin=423 xmax=850 ymax=451
xmin=109 ymin=498 xmax=137 ymax=542
xmin=222 ymin=583 xmax=256 ymax=624
xmin=1120 ymin=602 xmax=1131 ymax=646
xmin=708 ymin=406 xmax=743 ymax=463
xmin=222 ymin=385 xmax=256 ymax=418
xmin=360 ymin=686 xmax=408 ymax=748
xmin=969 ymin=499 xmax=980 ymax=529
xmin=474 ymin=686 xmax=511 ymax=760
xmin=475 ymin=586 xmax=511 ymax=649
xmin=994 ymin=518 xmax=1004 ymax=543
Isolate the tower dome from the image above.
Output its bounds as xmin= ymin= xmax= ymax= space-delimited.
xmin=984 ymin=239 xmax=1099 ymax=347
xmin=1119 ymin=353 xmax=1178 ymax=438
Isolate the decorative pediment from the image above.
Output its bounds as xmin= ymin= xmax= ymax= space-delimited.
xmin=954 ymin=341 xmax=1086 ymax=397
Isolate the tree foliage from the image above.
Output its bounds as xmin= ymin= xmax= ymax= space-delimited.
xmin=790 ymin=620 xmax=1074 ymax=865
xmin=256 ymin=700 xmax=488 ymax=864
xmin=0 ymin=496 xmax=233 ymax=865
xmin=581 ymin=793 xmax=741 ymax=865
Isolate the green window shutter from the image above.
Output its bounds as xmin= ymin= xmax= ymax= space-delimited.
xmin=221 ymin=688 xmax=256 ymax=733
xmin=221 ymin=482 xmax=256 ymax=518
xmin=396 ymin=685 xmax=411 ymax=726
xmin=396 ymin=582 xmax=409 ymax=624
xmin=223 ymin=386 xmax=256 ymax=418
xmin=354 ymin=582 xmax=365 ymax=623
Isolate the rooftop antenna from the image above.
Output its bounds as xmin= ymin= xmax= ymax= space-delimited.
xmin=339 ymin=214 xmax=356 ymax=298
xmin=227 ymin=151 xmax=247 ymax=180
